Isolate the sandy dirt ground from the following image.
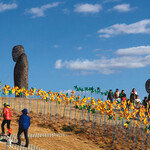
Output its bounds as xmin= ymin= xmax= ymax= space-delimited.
xmin=0 ymin=142 xmax=15 ymax=150
xmin=0 ymin=112 xmax=147 ymax=150
xmin=0 ymin=115 xmax=102 ymax=150
xmin=0 ymin=143 xmax=6 ymax=150
xmin=29 ymin=135 xmax=102 ymax=150
xmin=0 ymin=97 xmax=149 ymax=150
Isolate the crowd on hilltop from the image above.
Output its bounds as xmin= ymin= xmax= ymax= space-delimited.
xmin=107 ymin=88 xmax=149 ymax=109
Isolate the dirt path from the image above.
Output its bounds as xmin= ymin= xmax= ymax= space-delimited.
xmin=29 ymin=135 xmax=102 ymax=150
xmin=0 ymin=116 xmax=101 ymax=150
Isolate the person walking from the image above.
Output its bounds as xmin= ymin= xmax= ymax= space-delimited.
xmin=1 ymin=103 xmax=12 ymax=136
xmin=17 ymin=109 xmax=30 ymax=147
xmin=107 ymin=89 xmax=114 ymax=103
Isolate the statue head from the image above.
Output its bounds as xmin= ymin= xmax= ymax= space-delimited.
xmin=12 ymin=45 xmax=25 ymax=62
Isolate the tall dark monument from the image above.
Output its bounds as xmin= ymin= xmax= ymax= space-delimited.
xmin=12 ymin=45 xmax=28 ymax=90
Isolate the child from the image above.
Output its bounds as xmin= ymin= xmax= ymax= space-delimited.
xmin=17 ymin=109 xmax=30 ymax=147
xmin=1 ymin=103 xmax=12 ymax=136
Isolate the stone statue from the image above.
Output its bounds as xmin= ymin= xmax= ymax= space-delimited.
xmin=12 ymin=45 xmax=28 ymax=90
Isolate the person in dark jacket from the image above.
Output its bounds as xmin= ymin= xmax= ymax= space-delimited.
xmin=17 ymin=109 xmax=30 ymax=147
xmin=130 ymin=88 xmax=137 ymax=104
xmin=143 ymin=97 xmax=148 ymax=109
xmin=107 ymin=89 xmax=114 ymax=103
xmin=120 ymin=90 xmax=126 ymax=101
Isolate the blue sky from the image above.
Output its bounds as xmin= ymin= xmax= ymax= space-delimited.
xmin=0 ymin=0 xmax=150 ymax=100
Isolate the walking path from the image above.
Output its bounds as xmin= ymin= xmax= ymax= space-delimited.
xmin=0 ymin=133 xmax=69 ymax=150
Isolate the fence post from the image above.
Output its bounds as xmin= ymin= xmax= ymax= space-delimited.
xmin=112 ymin=118 xmax=114 ymax=144
xmin=25 ymin=96 xmax=27 ymax=108
xmin=89 ymin=111 xmax=91 ymax=136
xmin=60 ymin=101 xmax=62 ymax=119
xmin=55 ymin=99 xmax=58 ymax=124
xmin=104 ymin=113 xmax=107 ymax=135
xmin=129 ymin=121 xmax=132 ymax=149
xmin=14 ymin=96 xmax=16 ymax=114
xmin=121 ymin=118 xmax=124 ymax=149
xmin=29 ymin=98 xmax=31 ymax=116
xmin=133 ymin=122 xmax=135 ymax=150
xmin=94 ymin=113 xmax=97 ymax=138
xmin=99 ymin=113 xmax=101 ymax=134
xmin=146 ymin=132 xmax=148 ymax=150
xmin=82 ymin=109 xmax=84 ymax=129
xmin=37 ymin=98 xmax=38 ymax=118
xmin=124 ymin=127 xmax=127 ymax=150
xmin=74 ymin=106 xmax=77 ymax=127
xmin=63 ymin=103 xmax=66 ymax=124
xmin=114 ymin=116 xmax=117 ymax=149
xmin=44 ymin=99 xmax=46 ymax=120
xmin=49 ymin=100 xmax=52 ymax=122
xmin=19 ymin=96 xmax=21 ymax=114
xmin=69 ymin=101 xmax=72 ymax=124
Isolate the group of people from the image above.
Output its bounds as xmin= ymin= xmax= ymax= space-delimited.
xmin=1 ymin=89 xmax=149 ymax=147
xmin=107 ymin=88 xmax=150 ymax=109
xmin=1 ymin=103 xmax=30 ymax=147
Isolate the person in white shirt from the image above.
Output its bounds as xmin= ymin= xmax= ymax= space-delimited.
xmin=114 ymin=89 xmax=120 ymax=101
xmin=135 ymin=95 xmax=140 ymax=108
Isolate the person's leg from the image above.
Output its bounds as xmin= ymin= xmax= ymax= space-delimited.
xmin=24 ymin=129 xmax=29 ymax=147
xmin=6 ymin=120 xmax=10 ymax=129
xmin=17 ymin=127 xmax=23 ymax=145
xmin=1 ymin=120 xmax=6 ymax=134
xmin=6 ymin=120 xmax=11 ymax=136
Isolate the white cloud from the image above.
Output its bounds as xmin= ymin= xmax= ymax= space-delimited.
xmin=55 ymin=45 xmax=150 ymax=74
xmin=0 ymin=2 xmax=18 ymax=12
xmin=27 ymin=2 xmax=60 ymax=18
xmin=111 ymin=4 xmax=134 ymax=12
xmin=74 ymin=3 xmax=102 ymax=13
xmin=55 ymin=60 xmax=63 ymax=69
xmin=98 ymin=19 xmax=150 ymax=38
xmin=77 ymin=46 xmax=83 ymax=50
xmin=55 ymin=55 xmax=150 ymax=74
xmin=116 ymin=46 xmax=150 ymax=56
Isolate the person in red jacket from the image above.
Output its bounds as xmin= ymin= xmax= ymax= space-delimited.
xmin=1 ymin=103 xmax=12 ymax=136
